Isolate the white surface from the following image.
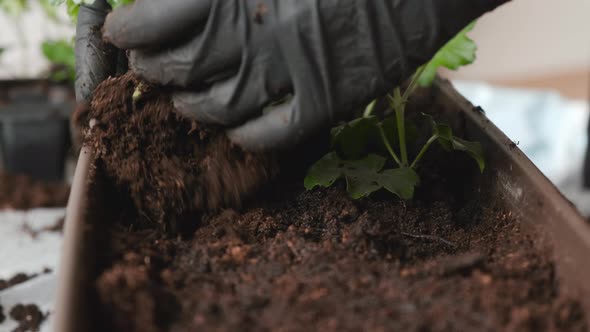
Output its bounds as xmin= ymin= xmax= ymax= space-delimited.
xmin=452 ymin=80 xmax=590 ymax=214
xmin=0 ymin=2 xmax=74 ymax=79
xmin=0 ymin=208 xmax=65 ymax=332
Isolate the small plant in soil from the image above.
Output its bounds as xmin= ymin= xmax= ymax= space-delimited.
xmin=305 ymin=22 xmax=484 ymax=200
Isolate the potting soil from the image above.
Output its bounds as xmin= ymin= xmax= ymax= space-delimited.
xmin=9 ymin=303 xmax=45 ymax=332
xmin=87 ymin=74 xmax=587 ymax=331
xmin=0 ymin=172 xmax=70 ymax=210
xmin=87 ymin=73 xmax=277 ymax=231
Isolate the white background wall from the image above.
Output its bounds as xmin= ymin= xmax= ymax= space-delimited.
xmin=448 ymin=0 xmax=590 ymax=81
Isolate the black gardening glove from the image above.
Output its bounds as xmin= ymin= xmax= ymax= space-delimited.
xmin=100 ymin=0 xmax=508 ymax=151
xmin=72 ymin=0 xmax=119 ymax=148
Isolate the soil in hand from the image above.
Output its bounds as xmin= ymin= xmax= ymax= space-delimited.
xmin=87 ymin=73 xmax=277 ymax=231
xmin=0 ymin=172 xmax=69 ymax=210
xmin=94 ymin=149 xmax=587 ymax=332
xmin=9 ymin=303 xmax=46 ymax=332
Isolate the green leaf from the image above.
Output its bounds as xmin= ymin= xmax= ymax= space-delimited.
xmin=304 ymin=152 xmax=419 ymax=200
xmin=418 ymin=21 xmax=477 ymax=87
xmin=42 ymin=40 xmax=75 ymax=82
xmin=450 ymin=136 xmax=485 ymax=173
xmin=379 ymin=167 xmax=419 ymax=200
xmin=107 ymin=0 xmax=133 ymax=9
xmin=331 ymin=116 xmax=381 ymax=160
xmin=39 ymin=0 xmax=60 ymax=22
xmin=424 ymin=114 xmax=485 ymax=173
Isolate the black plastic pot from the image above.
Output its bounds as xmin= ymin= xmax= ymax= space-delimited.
xmin=0 ymin=80 xmax=74 ymax=181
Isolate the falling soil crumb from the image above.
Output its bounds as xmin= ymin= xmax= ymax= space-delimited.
xmin=0 ymin=305 xmax=5 ymax=324
xmin=0 ymin=172 xmax=69 ymax=210
xmin=9 ymin=304 xmax=45 ymax=332
xmin=87 ymin=73 xmax=277 ymax=231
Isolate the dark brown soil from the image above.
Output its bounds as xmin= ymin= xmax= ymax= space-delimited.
xmin=0 ymin=172 xmax=70 ymax=210
xmin=0 ymin=304 xmax=5 ymax=324
xmin=9 ymin=303 xmax=45 ymax=332
xmin=87 ymin=73 xmax=277 ymax=231
xmin=94 ymin=162 xmax=587 ymax=331
xmin=87 ymin=75 xmax=586 ymax=331
xmin=0 ymin=274 xmax=35 ymax=292
xmin=0 ymin=268 xmax=53 ymax=292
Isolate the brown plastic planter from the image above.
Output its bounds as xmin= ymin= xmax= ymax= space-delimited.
xmin=54 ymin=79 xmax=590 ymax=331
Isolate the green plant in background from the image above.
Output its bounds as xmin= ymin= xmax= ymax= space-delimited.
xmin=305 ymin=22 xmax=484 ymax=200
xmin=42 ymin=39 xmax=75 ymax=82
xmin=50 ymin=0 xmax=132 ymax=20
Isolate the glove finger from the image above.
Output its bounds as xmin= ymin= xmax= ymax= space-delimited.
xmin=75 ymin=0 xmax=118 ymax=103
xmin=227 ymin=97 xmax=325 ymax=151
xmin=128 ymin=22 xmax=242 ymax=87
xmin=172 ymin=56 xmax=291 ymax=126
xmin=103 ymin=0 xmax=212 ymax=50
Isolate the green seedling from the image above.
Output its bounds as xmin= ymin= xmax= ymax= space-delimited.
xmin=305 ymin=22 xmax=484 ymax=200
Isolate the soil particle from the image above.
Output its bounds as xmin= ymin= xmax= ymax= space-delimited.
xmin=9 ymin=303 xmax=46 ymax=332
xmin=87 ymin=73 xmax=277 ymax=231
xmin=0 ymin=304 xmax=5 ymax=324
xmin=0 ymin=172 xmax=69 ymax=210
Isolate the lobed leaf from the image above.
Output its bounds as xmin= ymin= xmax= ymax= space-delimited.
xmin=331 ymin=116 xmax=381 ymax=160
xmin=418 ymin=21 xmax=477 ymax=87
xmin=424 ymin=113 xmax=485 ymax=172
xmin=304 ymin=152 xmax=418 ymax=200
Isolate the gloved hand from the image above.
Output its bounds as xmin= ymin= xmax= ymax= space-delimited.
xmin=71 ymin=0 xmax=118 ymax=149
xmin=85 ymin=0 xmax=509 ymax=151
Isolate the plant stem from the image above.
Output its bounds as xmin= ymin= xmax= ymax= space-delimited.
xmin=410 ymin=135 xmax=438 ymax=169
xmin=392 ymin=88 xmax=408 ymax=166
xmin=363 ymin=99 xmax=377 ymax=118
xmin=402 ymin=65 xmax=427 ymax=101
xmin=378 ymin=123 xmax=402 ymax=167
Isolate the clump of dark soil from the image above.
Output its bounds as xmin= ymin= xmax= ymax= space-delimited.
xmin=0 ymin=304 xmax=5 ymax=324
xmin=0 ymin=274 xmax=35 ymax=292
xmin=87 ymin=73 xmax=277 ymax=230
xmin=0 ymin=172 xmax=70 ymax=210
xmin=9 ymin=303 xmax=46 ymax=332
xmin=0 ymin=269 xmax=53 ymax=292
xmin=94 ymin=151 xmax=587 ymax=331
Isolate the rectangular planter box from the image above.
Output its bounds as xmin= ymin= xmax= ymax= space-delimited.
xmin=54 ymin=79 xmax=590 ymax=331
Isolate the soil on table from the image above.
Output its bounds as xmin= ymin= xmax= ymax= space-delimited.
xmin=9 ymin=303 xmax=45 ymax=332
xmin=87 ymin=76 xmax=587 ymax=331
xmin=0 ymin=172 xmax=69 ymax=210
xmin=0 ymin=273 xmax=36 ymax=292
xmin=87 ymin=73 xmax=277 ymax=231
